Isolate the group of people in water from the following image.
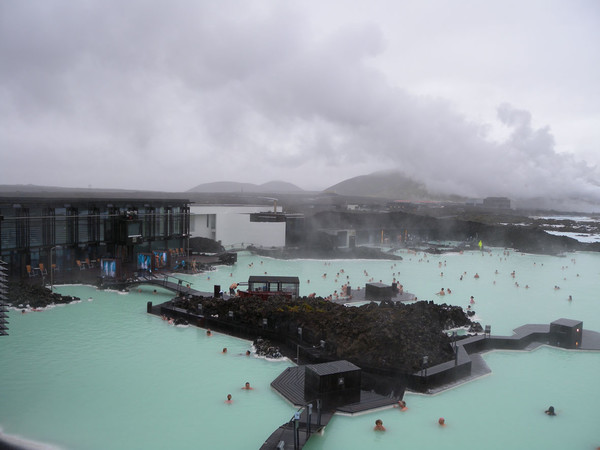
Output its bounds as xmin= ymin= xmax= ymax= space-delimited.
xmin=206 ymin=328 xmax=256 ymax=404
xmin=373 ymin=400 xmax=448 ymax=432
xmin=225 ymin=382 xmax=255 ymax=404
xmin=373 ymin=401 xmax=557 ymax=431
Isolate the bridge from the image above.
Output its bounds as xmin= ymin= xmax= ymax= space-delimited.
xmin=133 ymin=273 xmax=221 ymax=298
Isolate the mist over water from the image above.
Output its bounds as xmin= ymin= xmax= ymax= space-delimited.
xmin=1 ymin=248 xmax=599 ymax=449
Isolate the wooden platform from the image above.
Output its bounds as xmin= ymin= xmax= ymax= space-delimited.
xmin=414 ymin=322 xmax=600 ymax=395
xmin=263 ymin=365 xmax=397 ymax=449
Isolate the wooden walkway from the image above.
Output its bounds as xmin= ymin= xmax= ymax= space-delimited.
xmin=260 ymin=407 xmax=335 ymax=450
xmin=133 ymin=274 xmax=229 ymax=299
xmin=416 ymin=322 xmax=600 ymax=395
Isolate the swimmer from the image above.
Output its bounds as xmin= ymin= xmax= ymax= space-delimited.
xmin=394 ymin=400 xmax=408 ymax=411
xmin=438 ymin=288 xmax=445 ymax=296
xmin=545 ymin=406 xmax=556 ymax=416
xmin=470 ymin=296 xmax=475 ymax=304
xmin=206 ymin=329 xmax=212 ymax=336
xmin=474 ymin=273 xmax=480 ymax=279
xmin=222 ymin=347 xmax=227 ymax=354
xmin=373 ymin=419 xmax=386 ymax=431
xmin=568 ymin=295 xmax=572 ymax=302
xmin=242 ymin=382 xmax=254 ymax=390
xmin=225 ymin=394 xmax=233 ymax=404
xmin=246 ymin=350 xmax=251 ymax=356
xmin=438 ymin=417 xmax=446 ymax=426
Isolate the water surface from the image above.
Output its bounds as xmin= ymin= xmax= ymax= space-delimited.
xmin=1 ymin=249 xmax=599 ymax=449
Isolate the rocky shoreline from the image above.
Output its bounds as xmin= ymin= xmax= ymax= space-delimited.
xmin=4 ymin=281 xmax=80 ymax=310
xmin=247 ymin=245 xmax=403 ymax=260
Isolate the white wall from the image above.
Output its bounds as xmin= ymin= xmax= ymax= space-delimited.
xmin=190 ymin=205 xmax=286 ymax=248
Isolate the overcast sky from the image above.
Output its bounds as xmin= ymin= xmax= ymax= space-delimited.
xmin=1 ymin=0 xmax=599 ymax=204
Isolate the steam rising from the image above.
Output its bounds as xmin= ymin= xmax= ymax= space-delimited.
xmin=0 ymin=1 xmax=598 ymax=208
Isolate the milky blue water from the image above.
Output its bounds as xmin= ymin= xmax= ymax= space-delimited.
xmin=1 ymin=248 xmax=599 ymax=449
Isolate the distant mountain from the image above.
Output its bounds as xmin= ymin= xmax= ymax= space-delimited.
xmin=187 ymin=180 xmax=304 ymax=194
xmin=323 ymin=171 xmax=444 ymax=200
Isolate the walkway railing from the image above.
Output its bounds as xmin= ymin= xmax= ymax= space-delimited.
xmin=0 ymin=260 xmax=9 ymax=337
xmin=264 ymin=400 xmax=323 ymax=450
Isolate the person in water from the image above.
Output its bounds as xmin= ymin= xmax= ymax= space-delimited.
xmin=545 ymin=406 xmax=556 ymax=416
xmin=394 ymin=400 xmax=408 ymax=411
xmin=438 ymin=417 xmax=446 ymax=426
xmin=373 ymin=419 xmax=386 ymax=431
xmin=242 ymin=382 xmax=253 ymax=390
xmin=225 ymin=394 xmax=233 ymax=404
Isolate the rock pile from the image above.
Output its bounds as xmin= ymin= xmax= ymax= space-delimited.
xmin=173 ymin=295 xmax=477 ymax=373
xmin=6 ymin=281 xmax=80 ymax=309
xmin=253 ymin=337 xmax=283 ymax=359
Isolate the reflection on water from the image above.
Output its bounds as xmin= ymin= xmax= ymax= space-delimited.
xmin=1 ymin=249 xmax=599 ymax=449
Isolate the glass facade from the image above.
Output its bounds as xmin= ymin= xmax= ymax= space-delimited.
xmin=0 ymin=198 xmax=190 ymax=278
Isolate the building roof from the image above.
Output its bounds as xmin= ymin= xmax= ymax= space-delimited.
xmin=551 ymin=318 xmax=582 ymax=327
xmin=248 ymin=276 xmax=299 ymax=284
xmin=305 ymin=360 xmax=360 ymax=376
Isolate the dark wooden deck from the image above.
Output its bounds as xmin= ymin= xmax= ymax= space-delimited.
xmin=263 ymin=365 xmax=397 ymax=449
xmin=415 ymin=322 xmax=600 ymax=394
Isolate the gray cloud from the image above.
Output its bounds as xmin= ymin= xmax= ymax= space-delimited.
xmin=0 ymin=0 xmax=598 ymax=208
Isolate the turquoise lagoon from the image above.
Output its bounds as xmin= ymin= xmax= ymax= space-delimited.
xmin=1 ymin=248 xmax=599 ymax=449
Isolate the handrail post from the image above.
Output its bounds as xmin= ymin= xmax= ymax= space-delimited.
xmin=316 ymin=399 xmax=322 ymax=426
xmin=293 ymin=411 xmax=300 ymax=450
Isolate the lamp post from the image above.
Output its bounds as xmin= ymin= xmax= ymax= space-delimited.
xmin=50 ymin=246 xmax=56 ymax=291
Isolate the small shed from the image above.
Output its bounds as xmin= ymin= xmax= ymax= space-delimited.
xmin=550 ymin=318 xmax=583 ymax=349
xmin=247 ymin=276 xmax=300 ymax=299
xmin=365 ymin=282 xmax=394 ymax=300
xmin=304 ymin=360 xmax=361 ymax=409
